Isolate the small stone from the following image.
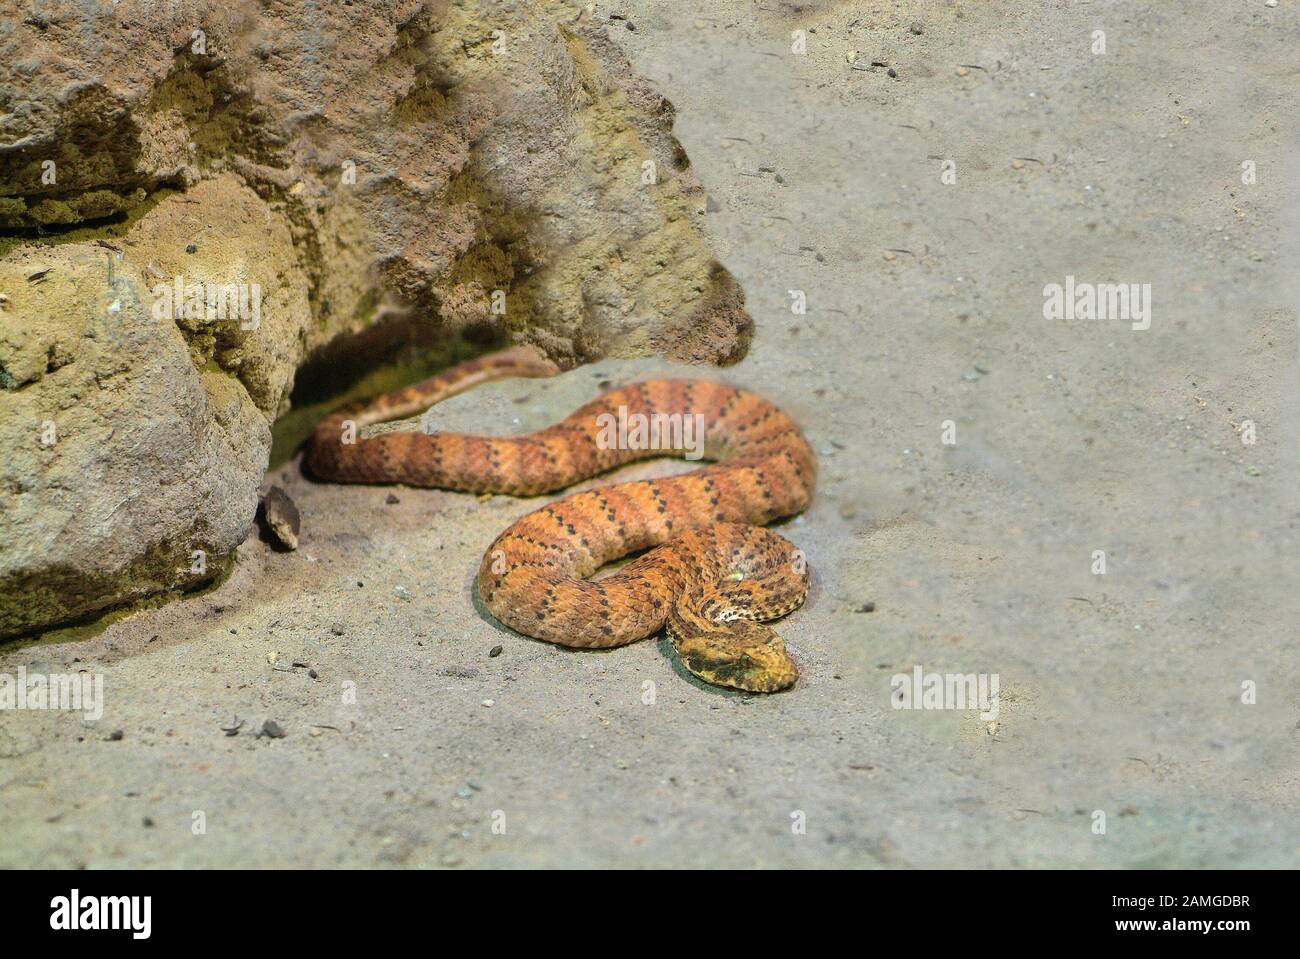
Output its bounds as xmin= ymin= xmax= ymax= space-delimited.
xmin=956 ymin=66 xmax=969 ymax=77
xmin=909 ymin=21 xmax=923 ymax=35
xmin=185 ymin=243 xmax=197 ymax=254
xmin=1011 ymin=158 xmax=1025 ymax=170
xmin=142 ymin=817 xmax=155 ymax=828
xmin=108 ymin=729 xmax=124 ymax=741
xmin=481 ymin=699 xmax=495 ymax=707
xmin=330 ymin=624 xmax=344 ymax=636
xmin=489 ymin=645 xmax=503 ymax=658
xmin=308 ymin=668 xmax=319 ymax=679
xmin=395 ymin=585 xmax=413 ymax=601
xmin=259 ymin=486 xmax=300 ymax=550
xmin=260 ymin=719 xmax=287 ymax=739
xmin=385 ymin=493 xmax=400 ymax=505
xmin=887 ymin=67 xmax=898 ymax=78
xmin=855 ymin=602 xmax=876 ymax=613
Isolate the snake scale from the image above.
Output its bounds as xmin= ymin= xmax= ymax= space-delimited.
xmin=305 ymin=346 xmax=816 ymax=692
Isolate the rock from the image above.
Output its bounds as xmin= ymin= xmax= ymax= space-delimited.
xmin=259 ymin=486 xmax=300 ymax=551
xmin=0 ymin=0 xmax=751 ymax=639
xmin=0 ymin=244 xmax=269 ymax=638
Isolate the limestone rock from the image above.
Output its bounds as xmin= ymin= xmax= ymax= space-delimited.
xmin=0 ymin=245 xmax=268 ymax=637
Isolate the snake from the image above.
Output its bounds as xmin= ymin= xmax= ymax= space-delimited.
xmin=305 ymin=346 xmax=816 ymax=692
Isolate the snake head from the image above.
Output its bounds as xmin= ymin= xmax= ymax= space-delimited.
xmin=676 ymin=619 xmax=798 ymax=693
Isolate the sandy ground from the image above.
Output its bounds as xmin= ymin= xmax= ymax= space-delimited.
xmin=3 ymin=0 xmax=1297 ymax=868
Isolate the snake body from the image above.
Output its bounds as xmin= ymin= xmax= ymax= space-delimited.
xmin=306 ymin=347 xmax=816 ymax=692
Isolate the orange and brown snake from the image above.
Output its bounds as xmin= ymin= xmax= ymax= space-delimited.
xmin=305 ymin=346 xmax=816 ymax=691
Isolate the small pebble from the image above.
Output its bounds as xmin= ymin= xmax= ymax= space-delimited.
xmin=909 ymin=21 xmax=923 ymax=35
xmin=855 ymin=602 xmax=876 ymax=613
xmin=261 ymin=719 xmax=287 ymax=739
xmin=489 ymin=645 xmax=503 ymax=658
xmin=259 ymin=486 xmax=300 ymax=550
xmin=185 ymin=243 xmax=197 ymax=254
xmin=481 ymin=699 xmax=495 ymax=707
xmin=887 ymin=67 xmax=898 ymax=78
xmin=108 ymin=730 xmax=124 ymax=741
xmin=385 ymin=493 xmax=400 ymax=505
xmin=142 ymin=817 xmax=154 ymax=828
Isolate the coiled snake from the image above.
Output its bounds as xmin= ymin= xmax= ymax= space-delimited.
xmin=306 ymin=347 xmax=816 ymax=692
